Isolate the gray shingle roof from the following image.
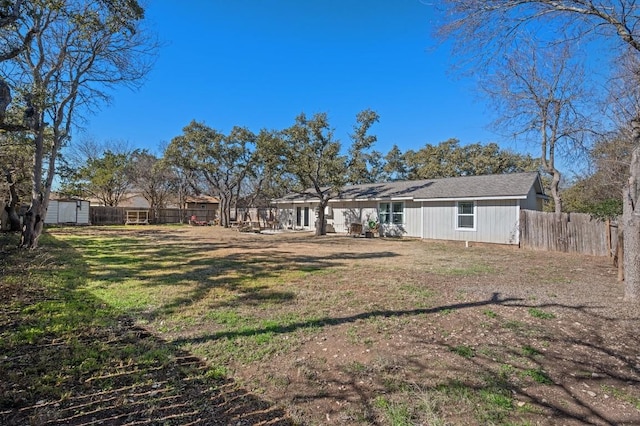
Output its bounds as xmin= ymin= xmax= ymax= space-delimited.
xmin=275 ymin=172 xmax=543 ymax=202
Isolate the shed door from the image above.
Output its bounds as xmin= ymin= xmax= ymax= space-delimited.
xmin=58 ymin=202 xmax=77 ymax=223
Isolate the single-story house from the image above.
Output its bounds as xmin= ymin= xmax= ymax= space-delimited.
xmin=272 ymin=172 xmax=547 ymax=245
xmin=45 ymin=198 xmax=91 ymax=225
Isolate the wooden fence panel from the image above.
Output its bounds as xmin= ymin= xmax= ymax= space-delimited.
xmin=519 ymin=210 xmax=616 ymax=257
xmin=90 ymin=206 xmax=125 ymax=225
xmin=89 ymin=207 xmax=219 ymax=225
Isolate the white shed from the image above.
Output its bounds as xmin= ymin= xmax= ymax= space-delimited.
xmin=45 ymin=199 xmax=90 ymax=225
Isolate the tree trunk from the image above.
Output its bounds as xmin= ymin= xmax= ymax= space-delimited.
xmin=219 ymin=193 xmax=232 ymax=228
xmin=623 ymin=143 xmax=640 ymax=301
xmin=20 ymin=126 xmax=48 ymax=249
xmin=550 ymin=168 xmax=562 ymax=218
xmin=315 ymin=200 xmax=327 ymax=236
xmin=20 ymin=194 xmax=45 ymax=249
xmin=4 ymin=169 xmax=21 ymax=231
xmin=541 ymin=163 xmax=562 ymax=218
xmin=617 ymin=230 xmax=624 ymax=282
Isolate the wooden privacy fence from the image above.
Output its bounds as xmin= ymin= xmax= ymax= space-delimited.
xmin=89 ymin=207 xmax=216 ymax=226
xmin=519 ymin=210 xmax=618 ymax=257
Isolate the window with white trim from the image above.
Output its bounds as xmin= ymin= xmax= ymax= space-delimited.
xmin=456 ymin=201 xmax=476 ymax=230
xmin=379 ymin=202 xmax=404 ymax=225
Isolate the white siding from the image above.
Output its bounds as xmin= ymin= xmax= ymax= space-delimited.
xmin=44 ymin=200 xmax=59 ymax=224
xmin=378 ymin=201 xmax=422 ymax=238
xmin=402 ymin=201 xmax=422 ymax=237
xmin=276 ymin=203 xmax=317 ymax=230
xmin=278 ymin=197 xmax=523 ymax=244
xmin=329 ymin=201 xmax=378 ymax=233
xmin=421 ymin=199 xmax=520 ymax=244
xmin=45 ymin=200 xmax=90 ymax=224
xmin=77 ymin=201 xmax=90 ymax=224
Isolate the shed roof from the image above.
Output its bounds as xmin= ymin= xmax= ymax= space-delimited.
xmin=186 ymin=195 xmax=219 ymax=204
xmin=275 ymin=172 xmax=544 ymax=203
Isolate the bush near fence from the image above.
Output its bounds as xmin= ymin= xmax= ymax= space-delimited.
xmin=519 ymin=209 xmax=618 ymax=257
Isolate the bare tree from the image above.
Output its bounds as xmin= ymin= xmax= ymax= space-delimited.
xmin=1 ymin=0 xmax=156 ymax=248
xmin=483 ymin=42 xmax=595 ymax=216
xmin=437 ymin=0 xmax=640 ymax=301
xmin=129 ymin=151 xmax=175 ymax=222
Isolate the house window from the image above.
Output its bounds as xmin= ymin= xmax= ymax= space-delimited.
xmin=379 ymin=202 xmax=404 ymax=225
xmin=456 ymin=201 xmax=476 ymax=230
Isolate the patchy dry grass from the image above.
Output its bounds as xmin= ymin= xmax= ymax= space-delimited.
xmin=2 ymin=225 xmax=640 ymax=425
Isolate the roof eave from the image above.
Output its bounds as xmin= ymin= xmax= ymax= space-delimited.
xmin=414 ymin=195 xmax=528 ymax=202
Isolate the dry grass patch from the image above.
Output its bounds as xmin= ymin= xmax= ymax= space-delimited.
xmin=2 ymin=225 xmax=639 ymax=426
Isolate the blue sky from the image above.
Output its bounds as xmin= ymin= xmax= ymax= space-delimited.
xmin=80 ymin=1 xmax=530 ymax=158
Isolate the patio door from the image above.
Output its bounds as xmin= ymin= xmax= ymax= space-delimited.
xmin=296 ymin=206 xmax=310 ymax=227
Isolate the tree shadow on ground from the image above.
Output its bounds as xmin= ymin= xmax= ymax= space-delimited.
xmin=0 ymin=233 xmax=294 ymax=426
xmin=171 ymin=292 xmax=640 ymax=425
xmin=63 ymin=230 xmax=401 ymax=319
xmin=29 ymin=227 xmax=640 ymax=425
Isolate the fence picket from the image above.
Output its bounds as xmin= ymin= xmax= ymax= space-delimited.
xmin=519 ymin=210 xmax=615 ymax=257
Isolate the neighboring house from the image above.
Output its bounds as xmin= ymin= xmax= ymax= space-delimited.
xmin=85 ymin=191 xmax=149 ymax=208
xmin=185 ymin=195 xmax=219 ymax=218
xmin=86 ymin=191 xmax=182 ymax=209
xmin=185 ymin=195 xmax=219 ymax=210
xmin=272 ymin=172 xmax=546 ymax=245
xmin=45 ymin=198 xmax=90 ymax=225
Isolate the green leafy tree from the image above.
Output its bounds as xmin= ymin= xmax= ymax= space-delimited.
xmin=236 ymin=129 xmax=293 ymax=223
xmin=404 ymin=139 xmax=538 ymax=180
xmin=562 ymin=178 xmax=623 ymax=220
xmin=346 ymin=109 xmax=381 ymax=184
xmin=382 ymin=144 xmax=408 ymax=181
xmin=73 ymin=150 xmax=134 ymax=207
xmin=278 ymin=112 xmax=345 ymax=236
xmin=404 ymin=139 xmax=462 ymax=179
xmin=271 ymin=110 xmax=380 ymax=236
xmin=0 ymin=0 xmax=36 ymax=132
xmin=165 ymin=121 xmax=256 ymax=227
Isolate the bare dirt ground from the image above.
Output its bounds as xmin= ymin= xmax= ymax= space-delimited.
xmin=3 ymin=225 xmax=640 ymax=425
